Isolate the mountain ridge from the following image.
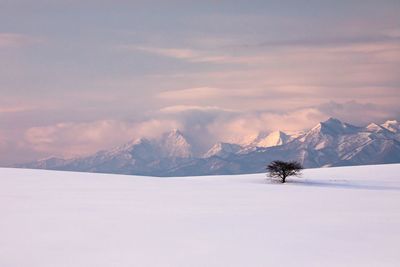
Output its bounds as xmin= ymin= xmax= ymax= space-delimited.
xmin=16 ymin=118 xmax=400 ymax=176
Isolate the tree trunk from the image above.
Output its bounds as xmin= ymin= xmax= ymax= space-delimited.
xmin=282 ymin=176 xmax=286 ymax=183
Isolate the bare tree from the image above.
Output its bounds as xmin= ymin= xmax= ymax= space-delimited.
xmin=266 ymin=160 xmax=303 ymax=183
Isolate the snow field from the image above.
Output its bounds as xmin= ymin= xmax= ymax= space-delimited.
xmin=0 ymin=164 xmax=400 ymax=267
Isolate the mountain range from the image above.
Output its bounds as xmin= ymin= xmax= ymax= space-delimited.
xmin=16 ymin=118 xmax=400 ymax=176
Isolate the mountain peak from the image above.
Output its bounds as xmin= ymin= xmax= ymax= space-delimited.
xmin=134 ymin=137 xmax=151 ymax=144
xmin=366 ymin=122 xmax=381 ymax=130
xmin=271 ymin=130 xmax=288 ymax=137
xmin=322 ymin=117 xmax=343 ymax=126
xmin=256 ymin=130 xmax=290 ymax=147
xmin=317 ymin=117 xmax=349 ymax=130
xmin=365 ymin=123 xmax=395 ymax=135
xmin=110 ymin=136 xmax=153 ymax=156
xmin=160 ymin=129 xmax=193 ymax=158
xmin=382 ymin=120 xmax=400 ymax=133
xmin=164 ymin=128 xmax=185 ymax=137
xmin=171 ymin=128 xmax=181 ymax=134
xmin=311 ymin=117 xmax=359 ymax=135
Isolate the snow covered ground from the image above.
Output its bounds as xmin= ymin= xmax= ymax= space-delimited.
xmin=1 ymin=164 xmax=400 ymax=267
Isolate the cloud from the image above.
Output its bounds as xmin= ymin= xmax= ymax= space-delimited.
xmin=131 ymin=46 xmax=198 ymax=60
xmin=317 ymin=101 xmax=396 ymax=125
xmin=207 ymin=108 xmax=326 ymax=145
xmin=157 ymin=87 xmax=224 ymax=100
xmin=120 ymin=45 xmax=251 ymax=64
xmin=0 ymin=131 xmax=6 ymax=147
xmin=159 ymin=105 xmax=234 ymax=113
xmin=20 ymin=105 xmax=236 ymax=158
xmin=0 ymin=130 xmax=33 ymax=166
xmin=157 ymin=87 xmax=277 ymax=102
xmin=1 ymin=1 xmax=399 ymax=166
xmin=252 ymin=34 xmax=400 ymax=49
xmin=384 ymin=28 xmax=400 ymax=38
xmin=0 ymin=104 xmax=37 ymax=114
xmin=16 ymin=99 xmax=400 ymax=162
xmin=24 ymin=119 xmax=181 ymax=157
xmin=157 ymin=100 xmax=399 ymax=147
xmin=0 ymin=33 xmax=41 ymax=48
xmin=156 ymin=104 xmax=326 ymax=149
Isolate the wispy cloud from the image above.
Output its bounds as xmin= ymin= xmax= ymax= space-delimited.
xmin=159 ymin=105 xmax=235 ymax=114
xmin=157 ymin=86 xmax=321 ymax=104
xmin=157 ymin=87 xmax=224 ymax=100
xmin=0 ymin=106 xmax=34 ymax=113
xmin=133 ymin=46 xmax=198 ymax=59
xmin=119 ymin=45 xmax=251 ymax=64
xmin=384 ymin=28 xmax=400 ymax=38
xmin=0 ymin=33 xmax=41 ymax=48
xmin=240 ymin=33 xmax=400 ymax=49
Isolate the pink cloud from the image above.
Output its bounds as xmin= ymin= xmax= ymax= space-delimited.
xmin=158 ymin=87 xmax=224 ymax=100
xmin=0 ymin=33 xmax=41 ymax=48
xmin=24 ymin=119 xmax=181 ymax=158
xmin=0 ymin=105 xmax=36 ymax=114
xmin=0 ymin=131 xmax=6 ymax=147
xmin=15 ymin=99 xmax=398 ymax=161
xmin=207 ymin=108 xmax=326 ymax=145
xmin=120 ymin=45 xmax=255 ymax=64
xmin=159 ymin=105 xmax=234 ymax=113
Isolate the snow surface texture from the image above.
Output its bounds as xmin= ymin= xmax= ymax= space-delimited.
xmin=1 ymin=164 xmax=400 ymax=267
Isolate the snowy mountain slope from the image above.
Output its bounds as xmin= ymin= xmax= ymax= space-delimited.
xmin=238 ymin=130 xmax=302 ymax=155
xmin=203 ymin=142 xmax=243 ymax=158
xmin=382 ymin=119 xmax=400 ymax=133
xmin=257 ymin=130 xmax=291 ymax=147
xmin=292 ymin=119 xmax=400 ymax=167
xmin=158 ymin=129 xmax=193 ymax=158
xmin=380 ymin=120 xmax=400 ymax=143
xmin=18 ymin=130 xmax=196 ymax=176
xmin=248 ymin=130 xmax=293 ymax=148
xmin=16 ymin=118 xmax=400 ymax=176
xmin=186 ymin=118 xmax=400 ymax=175
xmin=1 ymin=164 xmax=400 ymax=267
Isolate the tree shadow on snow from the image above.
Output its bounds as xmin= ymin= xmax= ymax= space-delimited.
xmin=288 ymin=179 xmax=400 ymax=191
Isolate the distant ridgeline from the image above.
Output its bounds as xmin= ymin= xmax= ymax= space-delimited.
xmin=16 ymin=118 xmax=400 ymax=177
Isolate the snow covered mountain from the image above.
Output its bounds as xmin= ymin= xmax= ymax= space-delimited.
xmin=382 ymin=120 xmax=400 ymax=133
xmin=17 ymin=118 xmax=400 ymax=176
xmin=18 ymin=129 xmax=195 ymax=176
xmin=158 ymin=129 xmax=193 ymax=158
xmin=249 ymin=130 xmax=293 ymax=148
xmin=203 ymin=142 xmax=243 ymax=158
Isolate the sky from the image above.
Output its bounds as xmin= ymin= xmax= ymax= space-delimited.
xmin=1 ymin=0 xmax=400 ymax=164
